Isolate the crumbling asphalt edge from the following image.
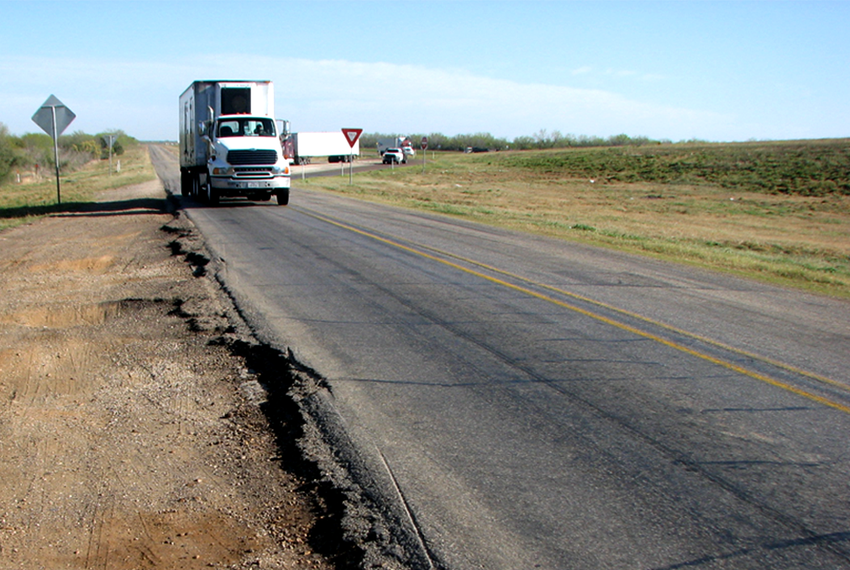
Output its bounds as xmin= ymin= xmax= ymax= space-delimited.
xmin=162 ymin=194 xmax=438 ymax=570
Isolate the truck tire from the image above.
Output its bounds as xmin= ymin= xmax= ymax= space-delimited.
xmin=181 ymin=171 xmax=192 ymax=197
xmin=205 ymin=176 xmax=219 ymax=206
xmin=276 ymin=189 xmax=290 ymax=206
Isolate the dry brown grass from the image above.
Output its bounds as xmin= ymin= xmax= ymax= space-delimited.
xmin=305 ymin=148 xmax=850 ymax=298
xmin=0 ymin=145 xmax=157 ymax=231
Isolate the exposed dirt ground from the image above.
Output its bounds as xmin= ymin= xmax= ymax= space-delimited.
xmin=0 ymin=180 xmax=349 ymax=569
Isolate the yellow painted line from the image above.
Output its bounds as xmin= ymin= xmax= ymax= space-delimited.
xmin=295 ymin=207 xmax=850 ymax=415
xmin=417 ymin=243 xmax=850 ymax=396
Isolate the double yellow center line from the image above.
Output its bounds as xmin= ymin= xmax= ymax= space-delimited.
xmin=296 ymin=207 xmax=850 ymax=415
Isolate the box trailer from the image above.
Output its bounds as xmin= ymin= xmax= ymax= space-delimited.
xmin=283 ymin=132 xmax=360 ymax=165
xmin=179 ymin=80 xmax=290 ymax=205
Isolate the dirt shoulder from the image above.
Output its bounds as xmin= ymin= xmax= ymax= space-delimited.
xmin=0 ymin=180 xmax=348 ymax=569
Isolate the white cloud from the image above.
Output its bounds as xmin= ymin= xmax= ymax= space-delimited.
xmin=0 ymin=54 xmax=732 ymax=141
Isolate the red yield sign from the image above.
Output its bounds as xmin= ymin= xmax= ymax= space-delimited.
xmin=342 ymin=128 xmax=363 ymax=148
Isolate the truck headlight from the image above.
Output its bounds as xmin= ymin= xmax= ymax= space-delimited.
xmin=212 ymin=166 xmax=233 ymax=175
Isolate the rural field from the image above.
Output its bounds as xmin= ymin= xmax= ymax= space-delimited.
xmin=0 ymin=144 xmax=157 ymax=231
xmin=309 ymin=139 xmax=850 ymax=298
xmin=3 ymin=138 xmax=848 ymax=298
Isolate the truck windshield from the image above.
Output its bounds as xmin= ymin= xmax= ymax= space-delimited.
xmin=217 ymin=118 xmax=276 ymax=137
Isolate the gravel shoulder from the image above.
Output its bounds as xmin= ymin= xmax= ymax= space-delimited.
xmin=0 ymin=179 xmax=347 ymax=569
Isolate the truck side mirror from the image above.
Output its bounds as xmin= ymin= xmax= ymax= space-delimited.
xmin=198 ymin=121 xmax=208 ymax=137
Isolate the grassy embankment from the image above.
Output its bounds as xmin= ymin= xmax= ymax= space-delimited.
xmin=303 ymin=139 xmax=850 ymax=298
xmin=0 ymin=144 xmax=157 ymax=231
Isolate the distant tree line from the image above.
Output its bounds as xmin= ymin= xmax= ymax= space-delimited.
xmin=0 ymin=123 xmax=136 ymax=185
xmin=359 ymin=130 xmax=668 ymax=153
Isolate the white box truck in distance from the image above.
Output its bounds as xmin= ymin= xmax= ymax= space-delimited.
xmin=283 ymin=132 xmax=360 ymax=165
xmin=179 ymin=80 xmax=290 ymax=205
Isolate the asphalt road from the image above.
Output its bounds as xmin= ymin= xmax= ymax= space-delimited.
xmin=151 ymin=146 xmax=850 ymax=569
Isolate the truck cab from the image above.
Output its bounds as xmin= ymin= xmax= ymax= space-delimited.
xmin=205 ymin=115 xmax=290 ymax=204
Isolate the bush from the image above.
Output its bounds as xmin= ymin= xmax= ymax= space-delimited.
xmin=361 ymin=130 xmax=663 ymax=153
xmin=0 ymin=125 xmax=141 ymax=188
xmin=0 ymin=124 xmax=16 ymax=183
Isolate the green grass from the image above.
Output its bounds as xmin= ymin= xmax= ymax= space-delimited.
xmin=0 ymin=145 xmax=157 ymax=231
xmin=302 ymin=140 xmax=850 ymax=298
xmin=494 ymin=139 xmax=850 ymax=196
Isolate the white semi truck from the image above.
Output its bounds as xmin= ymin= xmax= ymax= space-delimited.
xmin=179 ymin=80 xmax=290 ymax=205
xmin=283 ymin=131 xmax=360 ymax=165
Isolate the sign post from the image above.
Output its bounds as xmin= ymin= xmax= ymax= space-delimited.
xmin=341 ymin=128 xmax=363 ymax=185
xmin=103 ymin=134 xmax=117 ymax=175
xmin=32 ymin=95 xmax=75 ymax=205
xmin=421 ymin=136 xmax=428 ymax=174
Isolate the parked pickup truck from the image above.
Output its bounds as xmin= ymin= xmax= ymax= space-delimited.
xmin=382 ymin=148 xmax=406 ymax=164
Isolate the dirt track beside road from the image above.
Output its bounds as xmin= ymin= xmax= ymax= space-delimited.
xmin=0 ymin=180 xmax=344 ymax=569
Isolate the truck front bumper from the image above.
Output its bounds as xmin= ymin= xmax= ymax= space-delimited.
xmin=210 ymin=175 xmax=290 ymax=192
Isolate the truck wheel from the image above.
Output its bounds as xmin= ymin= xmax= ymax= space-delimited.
xmin=181 ymin=171 xmax=191 ymax=197
xmin=276 ymin=189 xmax=290 ymax=206
xmin=205 ymin=179 xmax=219 ymax=206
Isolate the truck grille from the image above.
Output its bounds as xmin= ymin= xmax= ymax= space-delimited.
xmin=234 ymin=167 xmax=273 ymax=179
xmin=227 ymin=150 xmax=278 ymax=165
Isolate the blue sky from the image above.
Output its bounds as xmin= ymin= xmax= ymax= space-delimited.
xmin=1 ymin=0 xmax=848 ymax=142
